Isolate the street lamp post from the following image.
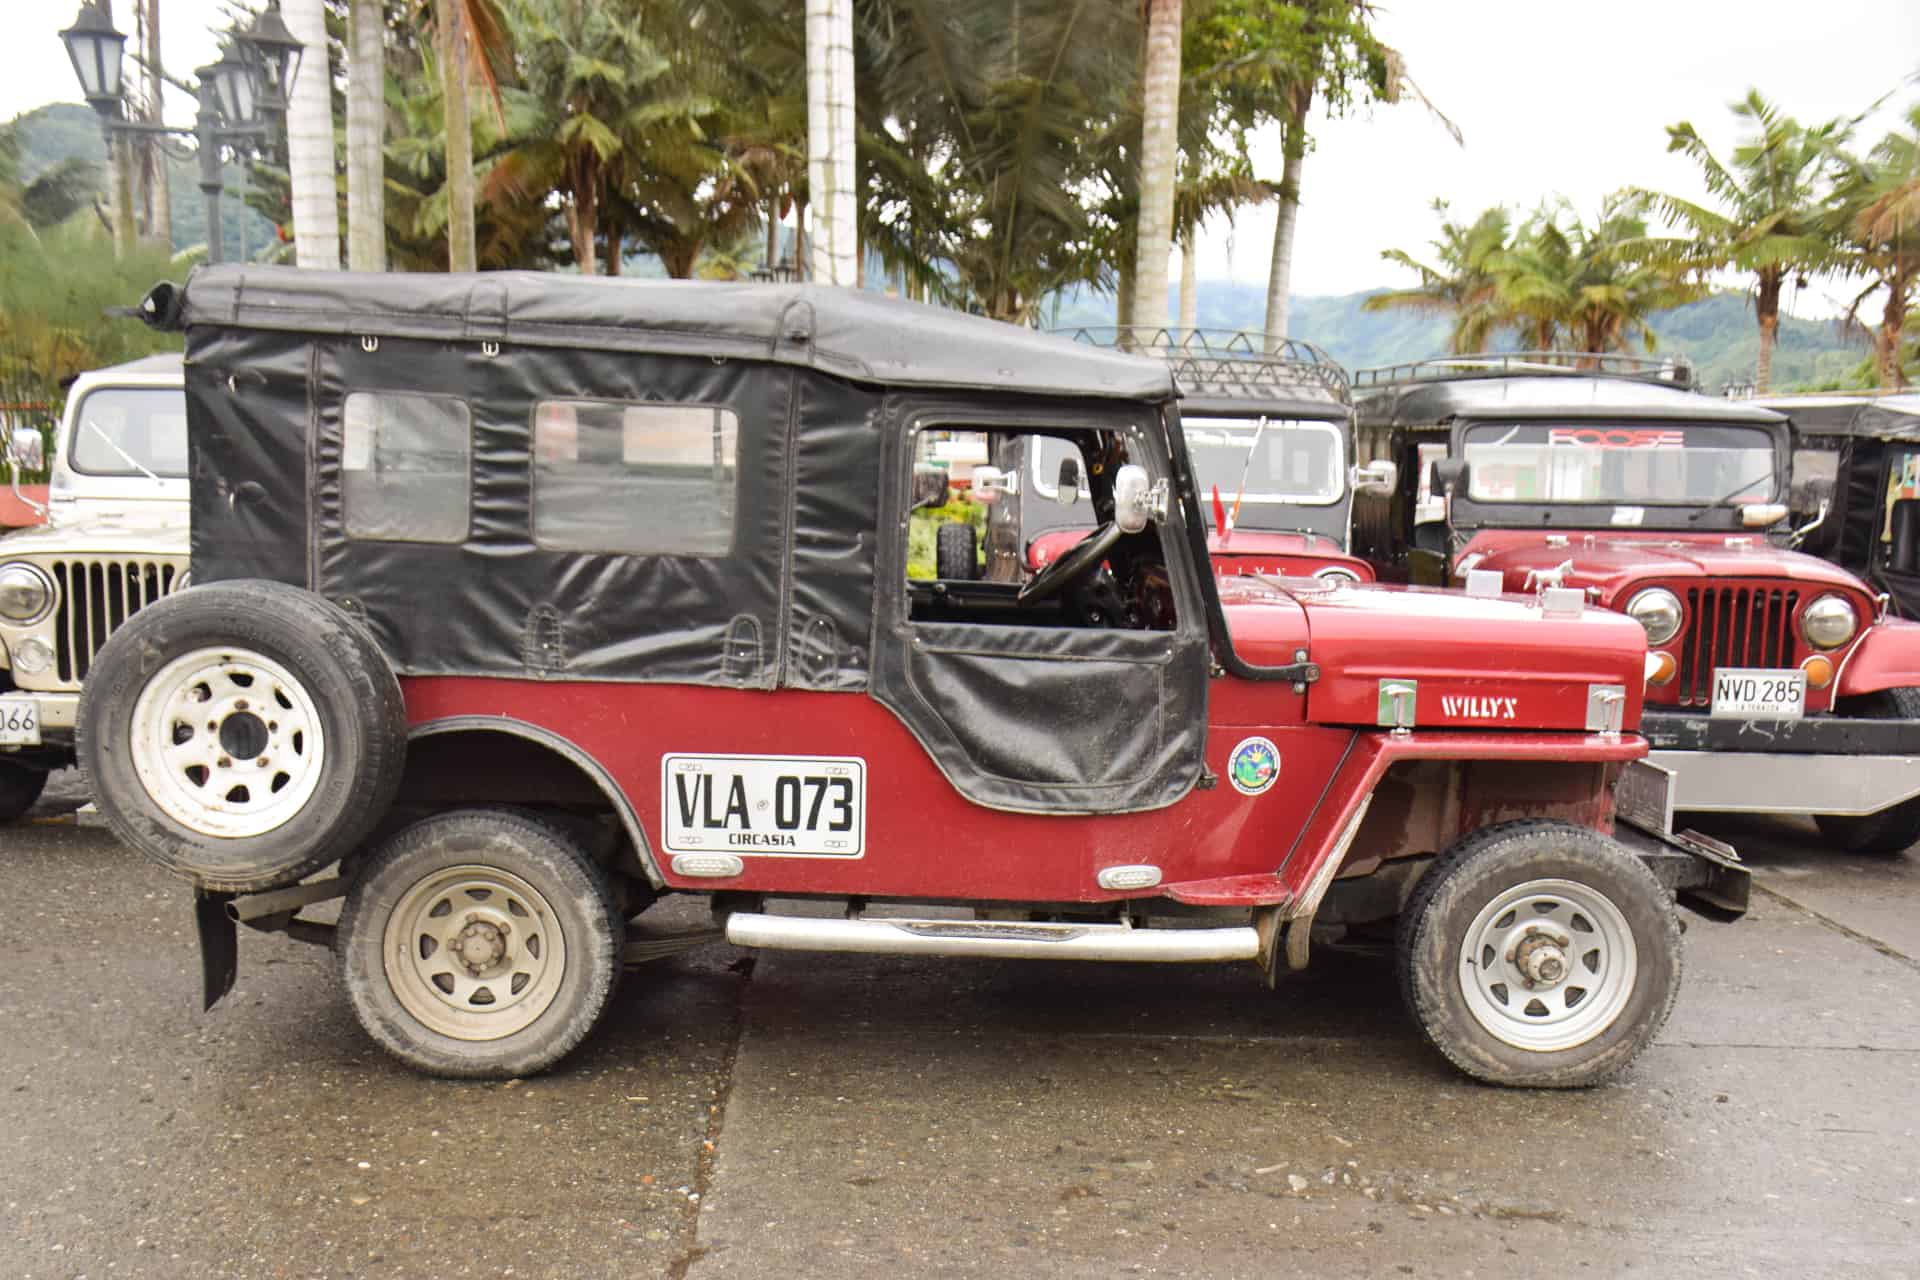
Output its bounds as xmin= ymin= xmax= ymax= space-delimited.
xmin=58 ymin=0 xmax=303 ymax=265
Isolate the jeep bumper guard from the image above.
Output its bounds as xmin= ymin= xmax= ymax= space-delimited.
xmin=1638 ymin=710 xmax=1920 ymax=819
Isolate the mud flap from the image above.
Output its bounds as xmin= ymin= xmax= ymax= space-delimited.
xmin=195 ymin=890 xmax=239 ymax=1010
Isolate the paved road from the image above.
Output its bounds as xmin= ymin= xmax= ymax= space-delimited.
xmin=2 ymin=775 xmax=1915 ymax=1278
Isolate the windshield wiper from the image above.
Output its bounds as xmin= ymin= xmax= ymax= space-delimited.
xmin=85 ymin=420 xmax=161 ymax=482
xmin=1686 ymin=471 xmax=1772 ymax=522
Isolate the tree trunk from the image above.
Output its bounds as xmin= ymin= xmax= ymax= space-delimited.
xmin=1178 ymin=227 xmax=1198 ymax=336
xmin=606 ymin=223 xmax=622 ymax=276
xmin=766 ymin=190 xmax=780 ymax=271
xmin=1755 ymin=270 xmax=1782 ymax=394
xmin=1263 ymin=95 xmax=1310 ymax=342
xmin=109 ymin=132 xmax=136 ymax=259
xmin=346 ymin=0 xmax=387 ymax=272
xmin=284 ymin=0 xmax=340 ymax=269
xmin=1880 ymin=270 xmax=1911 ymax=390
xmin=439 ymin=0 xmax=477 ymax=273
xmin=805 ymin=0 xmax=857 ymax=286
xmin=1130 ymin=0 xmax=1181 ymax=334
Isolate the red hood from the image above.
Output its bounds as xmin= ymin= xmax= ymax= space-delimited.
xmin=1454 ymin=530 xmax=1865 ymax=602
xmin=1215 ymin=576 xmax=1649 ymax=733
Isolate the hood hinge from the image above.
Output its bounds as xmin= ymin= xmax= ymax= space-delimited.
xmin=1280 ymin=648 xmax=1320 ymax=694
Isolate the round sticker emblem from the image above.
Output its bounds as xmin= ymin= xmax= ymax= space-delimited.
xmin=1227 ymin=736 xmax=1280 ymax=796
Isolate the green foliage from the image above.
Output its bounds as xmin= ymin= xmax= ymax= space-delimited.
xmin=906 ymin=497 xmax=987 ymax=580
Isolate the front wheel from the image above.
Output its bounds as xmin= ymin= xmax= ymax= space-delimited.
xmin=1396 ymin=820 xmax=1681 ymax=1088
xmin=337 ymin=809 xmax=624 ymax=1078
xmin=1814 ymin=686 xmax=1920 ymax=855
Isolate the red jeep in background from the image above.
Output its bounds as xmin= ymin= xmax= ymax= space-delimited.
xmin=83 ymin=271 xmax=1743 ymax=1089
xmin=1353 ymin=354 xmax=1920 ymax=853
xmin=980 ymin=329 xmax=1384 ymax=584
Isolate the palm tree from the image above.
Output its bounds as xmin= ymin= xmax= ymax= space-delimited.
xmin=1833 ymin=104 xmax=1920 ymax=389
xmin=806 ymin=0 xmax=856 ymax=285
xmin=1131 ymin=0 xmax=1181 ymax=330
xmin=1495 ymin=199 xmax=1705 ymax=355
xmin=282 ymin=0 xmax=340 ymax=268
xmin=1363 ymin=202 xmax=1516 ymax=352
xmin=346 ymin=0 xmax=387 ymax=271
xmin=1629 ymin=91 xmax=1848 ymax=392
xmin=428 ymin=0 xmax=510 ymax=273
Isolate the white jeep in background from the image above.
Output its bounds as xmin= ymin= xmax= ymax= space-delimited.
xmin=0 ymin=354 xmax=189 ymax=819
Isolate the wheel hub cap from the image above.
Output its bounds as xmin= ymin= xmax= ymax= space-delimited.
xmin=1458 ymin=877 xmax=1639 ymax=1053
xmin=383 ymin=865 xmax=567 ymax=1042
xmin=454 ymin=919 xmax=509 ymax=973
xmin=1511 ymin=931 xmax=1570 ymax=986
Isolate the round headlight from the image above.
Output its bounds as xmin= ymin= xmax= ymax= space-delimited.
xmin=1626 ymin=587 xmax=1683 ymax=646
xmin=1802 ymin=593 xmax=1858 ymax=650
xmin=0 ymin=564 xmax=53 ymax=624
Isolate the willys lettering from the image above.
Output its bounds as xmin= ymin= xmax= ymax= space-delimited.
xmin=1440 ymin=695 xmax=1519 ymax=721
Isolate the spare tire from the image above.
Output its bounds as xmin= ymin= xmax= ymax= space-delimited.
xmin=936 ymin=520 xmax=980 ymax=580
xmin=78 ymin=579 xmax=408 ymax=893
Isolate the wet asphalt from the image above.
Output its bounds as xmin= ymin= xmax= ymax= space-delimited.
xmin=2 ymin=772 xmax=1915 ymax=1279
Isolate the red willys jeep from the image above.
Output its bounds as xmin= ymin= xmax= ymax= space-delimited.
xmin=1352 ymin=354 xmax=1920 ymax=854
xmin=82 ymin=269 xmax=1744 ymax=1087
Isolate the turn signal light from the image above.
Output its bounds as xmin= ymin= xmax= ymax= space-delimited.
xmin=1645 ymin=650 xmax=1678 ymax=686
xmin=1800 ymin=654 xmax=1835 ymax=689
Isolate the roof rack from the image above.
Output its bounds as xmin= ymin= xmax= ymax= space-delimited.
xmin=1352 ymin=351 xmax=1697 ymax=393
xmin=1057 ymin=327 xmax=1350 ymax=404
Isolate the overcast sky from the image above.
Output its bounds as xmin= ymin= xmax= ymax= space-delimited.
xmin=9 ymin=0 xmax=1918 ymax=317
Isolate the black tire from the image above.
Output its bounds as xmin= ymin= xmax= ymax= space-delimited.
xmin=0 ymin=761 xmax=48 ymax=823
xmin=936 ymin=520 xmax=979 ymax=580
xmin=77 ymin=579 xmax=408 ymax=893
xmin=337 ymin=808 xmax=624 ymax=1078
xmin=1396 ymin=820 xmax=1681 ymax=1088
xmin=1813 ymin=686 xmax=1920 ymax=854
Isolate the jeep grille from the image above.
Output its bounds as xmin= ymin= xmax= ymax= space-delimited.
xmin=1675 ymin=584 xmax=1800 ymax=707
xmin=51 ymin=558 xmax=184 ymax=684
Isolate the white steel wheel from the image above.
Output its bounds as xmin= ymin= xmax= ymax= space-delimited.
xmin=338 ymin=809 xmax=624 ymax=1079
xmin=384 ymin=864 xmax=569 ymax=1042
xmin=128 ymin=646 xmax=327 ymax=839
xmin=1456 ymin=878 xmax=1637 ymax=1053
xmin=1397 ymin=820 xmax=1682 ymax=1089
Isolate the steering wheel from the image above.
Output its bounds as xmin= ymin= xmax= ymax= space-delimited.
xmin=1017 ymin=522 xmax=1124 ymax=605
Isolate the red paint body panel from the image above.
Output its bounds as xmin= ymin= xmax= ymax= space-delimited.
xmin=1837 ymin=618 xmax=1920 ymax=697
xmin=0 ymin=486 xmax=48 ymax=528
xmin=404 ymin=678 xmax=1359 ymax=902
xmin=1215 ymin=577 xmax=1649 ymax=733
xmin=1026 ymin=527 xmax=1374 ymax=582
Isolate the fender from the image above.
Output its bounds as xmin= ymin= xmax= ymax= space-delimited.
xmin=1835 ymin=618 xmax=1920 ymax=698
xmin=1161 ymin=729 xmax=1646 ymax=908
xmin=409 ymin=715 xmax=666 ymax=886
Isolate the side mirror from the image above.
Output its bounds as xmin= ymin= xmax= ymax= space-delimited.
xmin=1350 ymin=458 xmax=1398 ymax=498
xmin=911 ymin=463 xmax=950 ymax=511
xmin=1430 ymin=458 xmax=1468 ymax=499
xmin=1054 ymin=456 xmax=1082 ymax=506
xmin=1113 ymin=464 xmax=1167 ymax=534
xmin=6 ymin=427 xmax=46 ymax=474
xmin=970 ymin=464 xmax=1015 ymax=505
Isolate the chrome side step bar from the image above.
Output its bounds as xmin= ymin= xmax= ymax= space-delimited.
xmin=723 ymin=912 xmax=1260 ymax=963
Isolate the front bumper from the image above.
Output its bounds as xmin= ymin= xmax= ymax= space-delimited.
xmin=0 ymin=690 xmax=77 ymax=755
xmin=1639 ymin=709 xmax=1920 ymax=818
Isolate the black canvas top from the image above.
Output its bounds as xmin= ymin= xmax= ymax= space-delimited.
xmin=176 ymin=265 xmax=1176 ymax=402
xmin=1356 ymin=374 xmax=1787 ymax=428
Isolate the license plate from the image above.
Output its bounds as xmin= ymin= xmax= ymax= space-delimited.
xmin=1710 ymin=668 xmax=1805 ymax=719
xmin=0 ymin=696 xmax=40 ymax=745
xmin=661 ymin=753 xmax=866 ymax=858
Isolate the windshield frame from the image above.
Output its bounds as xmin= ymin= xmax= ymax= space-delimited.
xmin=1445 ymin=415 xmax=1790 ymax=532
xmin=64 ymin=385 xmax=191 ymax=480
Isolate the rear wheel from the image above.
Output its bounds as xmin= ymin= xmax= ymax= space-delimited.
xmin=936 ymin=520 xmax=979 ymax=580
xmin=1397 ymin=820 xmax=1681 ymax=1088
xmin=0 ymin=761 xmax=48 ymax=823
xmin=1814 ymin=686 xmax=1920 ymax=854
xmin=337 ymin=808 xmax=624 ymax=1078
